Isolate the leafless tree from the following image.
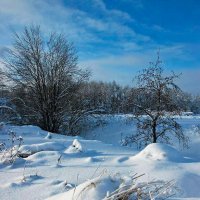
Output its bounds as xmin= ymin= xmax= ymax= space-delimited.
xmin=2 ymin=25 xmax=89 ymax=133
xmin=124 ymin=53 xmax=188 ymax=148
xmin=0 ymin=69 xmax=19 ymax=123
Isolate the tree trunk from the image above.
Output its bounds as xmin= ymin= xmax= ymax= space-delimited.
xmin=152 ymin=121 xmax=157 ymax=143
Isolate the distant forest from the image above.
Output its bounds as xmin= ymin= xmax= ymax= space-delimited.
xmin=0 ymin=26 xmax=200 ymax=136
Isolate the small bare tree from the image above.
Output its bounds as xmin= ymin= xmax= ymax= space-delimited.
xmin=3 ymin=25 xmax=89 ymax=133
xmin=125 ymin=53 xmax=188 ymax=148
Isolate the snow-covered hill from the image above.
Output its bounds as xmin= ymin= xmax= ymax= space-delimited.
xmin=0 ymin=115 xmax=200 ymax=199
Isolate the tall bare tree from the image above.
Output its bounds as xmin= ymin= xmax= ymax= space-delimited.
xmin=124 ymin=53 xmax=188 ymax=148
xmin=3 ymin=25 xmax=89 ymax=133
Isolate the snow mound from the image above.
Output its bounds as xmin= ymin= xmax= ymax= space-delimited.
xmin=27 ymin=151 xmax=60 ymax=161
xmin=46 ymin=175 xmax=120 ymax=200
xmin=26 ymin=151 xmax=61 ymax=166
xmin=65 ymin=139 xmax=86 ymax=153
xmin=134 ymin=143 xmax=184 ymax=162
xmin=45 ymin=132 xmax=52 ymax=139
xmin=19 ymin=142 xmax=65 ymax=154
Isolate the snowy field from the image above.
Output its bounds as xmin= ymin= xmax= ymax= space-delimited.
xmin=1 ymin=115 xmax=200 ymax=199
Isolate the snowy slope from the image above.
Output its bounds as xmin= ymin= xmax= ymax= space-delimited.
xmin=0 ymin=116 xmax=200 ymax=199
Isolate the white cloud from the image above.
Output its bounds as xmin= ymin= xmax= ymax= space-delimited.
xmin=79 ymin=43 xmax=196 ymax=88
xmin=0 ymin=0 xmax=149 ymax=46
xmin=176 ymin=68 xmax=200 ymax=94
xmin=0 ymin=0 xmax=198 ymax=93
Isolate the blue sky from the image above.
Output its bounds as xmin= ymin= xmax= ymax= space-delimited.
xmin=0 ymin=0 xmax=200 ymax=93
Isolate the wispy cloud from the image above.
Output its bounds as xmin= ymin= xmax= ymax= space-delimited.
xmin=0 ymin=0 xmax=149 ymax=45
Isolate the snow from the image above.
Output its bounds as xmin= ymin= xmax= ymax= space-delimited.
xmin=45 ymin=132 xmax=52 ymax=139
xmin=65 ymin=139 xmax=86 ymax=153
xmin=46 ymin=175 xmax=120 ymax=200
xmin=133 ymin=143 xmax=185 ymax=162
xmin=1 ymin=115 xmax=200 ymax=199
xmin=19 ymin=141 xmax=65 ymax=154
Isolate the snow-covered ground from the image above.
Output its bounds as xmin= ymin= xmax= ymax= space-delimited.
xmin=0 ymin=115 xmax=200 ymax=199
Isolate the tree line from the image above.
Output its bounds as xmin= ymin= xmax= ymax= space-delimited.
xmin=0 ymin=25 xmax=199 ymax=147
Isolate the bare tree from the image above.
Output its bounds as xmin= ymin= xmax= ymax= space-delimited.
xmin=2 ymin=25 xmax=89 ymax=133
xmin=0 ymin=69 xmax=20 ymax=123
xmin=124 ymin=53 xmax=188 ymax=148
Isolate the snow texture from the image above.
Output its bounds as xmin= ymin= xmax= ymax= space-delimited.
xmin=1 ymin=115 xmax=200 ymax=199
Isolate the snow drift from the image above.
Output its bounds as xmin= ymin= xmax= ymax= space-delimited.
xmin=133 ymin=143 xmax=185 ymax=162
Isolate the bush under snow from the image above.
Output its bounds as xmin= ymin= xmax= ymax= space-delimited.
xmin=65 ymin=139 xmax=86 ymax=153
